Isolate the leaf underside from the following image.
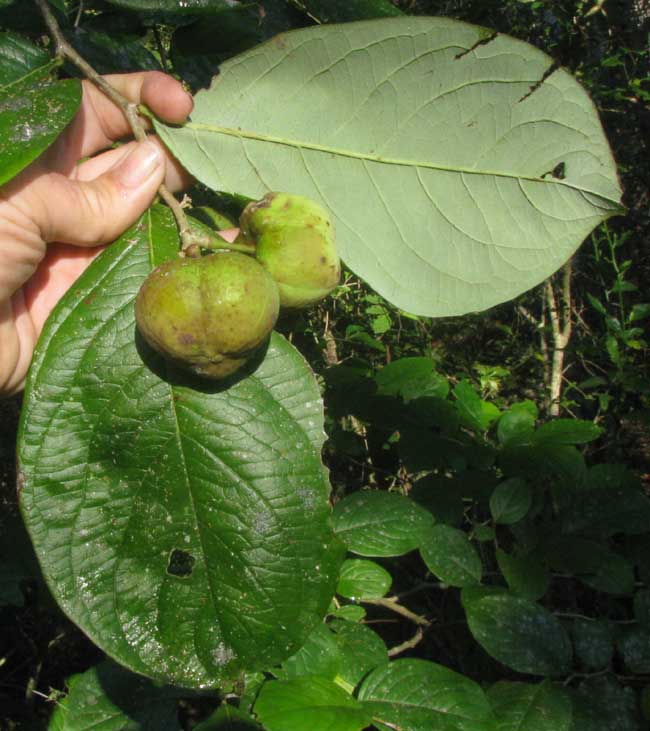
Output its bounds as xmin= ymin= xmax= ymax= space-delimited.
xmin=156 ymin=17 xmax=623 ymax=317
xmin=18 ymin=205 xmax=341 ymax=689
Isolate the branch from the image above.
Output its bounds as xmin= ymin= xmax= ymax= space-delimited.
xmin=35 ymin=0 xmax=193 ymax=249
xmin=363 ymin=596 xmax=431 ymax=627
xmin=387 ymin=625 xmax=425 ymax=658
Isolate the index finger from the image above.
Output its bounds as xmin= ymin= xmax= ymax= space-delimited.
xmin=49 ymin=71 xmax=194 ymax=170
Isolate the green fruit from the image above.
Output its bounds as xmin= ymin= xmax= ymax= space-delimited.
xmin=135 ymin=251 xmax=280 ymax=379
xmin=240 ymin=192 xmax=341 ymax=309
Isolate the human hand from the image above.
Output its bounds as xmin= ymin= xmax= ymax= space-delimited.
xmin=0 ymin=71 xmax=194 ymax=396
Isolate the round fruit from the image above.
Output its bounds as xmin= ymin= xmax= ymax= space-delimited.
xmin=135 ymin=251 xmax=280 ymax=379
xmin=240 ymin=193 xmax=340 ymax=309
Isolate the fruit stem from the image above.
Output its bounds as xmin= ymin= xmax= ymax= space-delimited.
xmin=185 ymin=226 xmax=256 ymax=256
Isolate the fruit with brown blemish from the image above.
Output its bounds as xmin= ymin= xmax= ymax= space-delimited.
xmin=135 ymin=251 xmax=280 ymax=379
xmin=240 ymin=192 xmax=340 ymax=309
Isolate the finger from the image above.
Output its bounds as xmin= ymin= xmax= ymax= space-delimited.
xmin=47 ymin=71 xmax=193 ymax=168
xmin=11 ymin=139 xmax=166 ymax=247
xmin=74 ymin=137 xmax=193 ymax=193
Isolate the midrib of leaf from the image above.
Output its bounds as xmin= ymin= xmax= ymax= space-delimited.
xmin=186 ymin=122 xmax=623 ymax=207
xmin=0 ymin=58 xmax=60 ymax=94
xmin=144 ymin=207 xmax=225 ymax=649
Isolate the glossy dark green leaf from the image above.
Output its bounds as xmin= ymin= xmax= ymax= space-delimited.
xmin=374 ymin=358 xmax=448 ymax=402
xmin=465 ymin=593 xmax=572 ymax=676
xmin=488 ymin=680 xmax=571 ymax=731
xmin=328 ymin=619 xmax=388 ymax=689
xmin=358 ymin=659 xmax=498 ymax=731
xmin=277 ymin=623 xmax=341 ymax=681
xmin=617 ymin=626 xmax=650 ymax=674
xmin=47 ymin=661 xmax=180 ymax=731
xmin=329 ymin=604 xmax=366 ymax=622
xmin=497 ymin=402 xmax=537 ymax=447
xmin=420 ymin=525 xmax=482 ymax=587
xmin=0 ymin=75 xmax=81 ymax=187
xmin=254 ymin=676 xmax=372 ymax=731
xmin=65 ymin=27 xmax=160 ymax=75
xmin=570 ymin=619 xmax=613 ymax=671
xmin=543 ymin=536 xmax=634 ymax=595
xmin=193 ymin=705 xmax=262 ymax=731
xmin=490 ymin=478 xmax=532 ymax=525
xmin=18 ymin=205 xmax=342 ymax=688
xmin=560 ymin=486 xmax=650 ymax=537
xmin=410 ymin=475 xmax=465 ymax=527
xmin=495 ymin=549 xmax=549 ymax=602
xmin=0 ymin=31 xmax=50 ymax=86
xmin=570 ymin=676 xmax=641 ymax=731
xmin=332 ymin=491 xmax=433 ymax=557
xmin=337 ymin=559 xmax=391 ymax=600
xmin=454 ymin=381 xmax=501 ymax=432
xmin=533 ymin=419 xmax=602 ymax=445
xmin=294 ymin=0 xmax=403 ymax=22
xmin=171 ymin=3 xmax=302 ymax=90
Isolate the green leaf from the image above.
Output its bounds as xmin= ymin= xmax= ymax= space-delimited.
xmin=420 ymin=525 xmax=482 ymax=587
xmin=543 ymin=536 xmax=634 ymax=595
xmin=617 ymin=626 xmax=650 ymax=674
xmin=278 ymin=623 xmax=341 ymax=681
xmin=65 ymin=27 xmax=161 ymax=75
xmin=570 ymin=619 xmax=613 ymax=671
xmin=328 ymin=619 xmax=388 ymax=688
xmin=254 ymin=676 xmax=372 ymax=731
xmin=296 ymin=0 xmax=403 ymax=22
xmin=105 ymin=0 xmax=233 ymax=12
xmin=194 ymin=705 xmax=262 ymax=731
xmin=375 ymin=357 xmax=449 ymax=401
xmin=357 ymin=659 xmax=498 ymax=731
xmin=489 ymin=478 xmax=532 ymax=525
xmin=47 ymin=661 xmax=180 ymax=731
xmin=0 ymin=31 xmax=49 ymax=86
xmin=488 ymin=680 xmax=571 ymax=731
xmin=410 ymin=475 xmax=465 ymax=527
xmin=497 ymin=402 xmax=537 ymax=447
xmin=0 ymin=72 xmax=81 ymax=187
xmin=495 ymin=549 xmax=549 ymax=601
xmin=330 ymin=604 xmax=366 ymax=622
xmin=560 ymin=486 xmax=650 ymax=537
xmin=454 ymin=381 xmax=500 ymax=431
xmin=630 ymin=303 xmax=650 ymax=322
xmin=332 ymin=491 xmax=433 ymax=557
xmin=337 ymin=559 xmax=392 ymax=600
xmin=533 ymin=419 xmax=603 ymax=445
xmin=464 ymin=593 xmax=572 ymax=676
xmin=18 ymin=205 xmax=342 ymax=689
xmin=570 ymin=676 xmax=641 ymax=731
xmin=156 ymin=17 xmax=622 ymax=317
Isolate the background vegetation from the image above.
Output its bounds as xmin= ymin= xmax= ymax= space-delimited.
xmin=1 ymin=0 xmax=649 ymax=729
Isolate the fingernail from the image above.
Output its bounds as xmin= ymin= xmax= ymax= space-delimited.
xmin=117 ymin=141 xmax=162 ymax=188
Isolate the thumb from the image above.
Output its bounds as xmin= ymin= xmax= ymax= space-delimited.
xmin=31 ymin=140 xmax=165 ymax=247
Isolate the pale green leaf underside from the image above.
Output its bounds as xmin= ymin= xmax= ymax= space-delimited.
xmin=18 ymin=206 xmax=340 ymax=689
xmin=156 ymin=17 xmax=623 ymax=316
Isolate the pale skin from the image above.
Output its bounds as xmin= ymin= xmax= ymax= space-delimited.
xmin=0 ymin=71 xmax=237 ymax=396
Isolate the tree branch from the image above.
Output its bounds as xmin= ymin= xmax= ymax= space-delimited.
xmin=363 ymin=596 xmax=431 ymax=627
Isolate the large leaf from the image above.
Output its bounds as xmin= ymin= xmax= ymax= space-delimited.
xmin=0 ymin=31 xmax=50 ymax=86
xmin=254 ymin=676 xmax=373 ymax=731
xmin=156 ymin=17 xmax=623 ymax=317
xmin=332 ymin=490 xmax=433 ymax=557
xmin=18 ymin=205 xmax=342 ymax=689
xmin=357 ymin=659 xmax=498 ymax=731
xmin=48 ymin=661 xmax=180 ymax=731
xmin=464 ymin=592 xmax=572 ymax=676
xmin=0 ymin=62 xmax=80 ymax=187
xmin=419 ymin=524 xmax=483 ymax=587
xmin=105 ymin=0 xmax=234 ymax=12
xmin=487 ymin=680 xmax=572 ymax=731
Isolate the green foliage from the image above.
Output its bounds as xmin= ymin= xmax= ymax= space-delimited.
xmin=1 ymin=1 xmax=648 ymax=730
